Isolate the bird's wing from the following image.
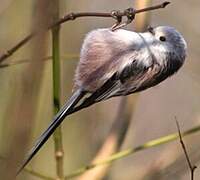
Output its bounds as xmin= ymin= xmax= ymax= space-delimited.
xmin=74 ymin=58 xmax=153 ymax=106
xmin=121 ymin=62 xmax=161 ymax=94
xmin=77 ymin=72 xmax=121 ymax=105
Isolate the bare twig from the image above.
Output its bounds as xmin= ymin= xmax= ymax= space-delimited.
xmin=24 ymin=168 xmax=54 ymax=180
xmin=0 ymin=1 xmax=170 ymax=63
xmin=0 ymin=54 xmax=79 ymax=68
xmin=176 ymin=120 xmax=197 ymax=180
xmin=65 ymin=123 xmax=200 ymax=179
xmin=0 ymin=57 xmax=51 ymax=68
xmin=0 ymin=34 xmax=34 ymax=63
xmin=0 ymin=155 xmax=53 ymax=180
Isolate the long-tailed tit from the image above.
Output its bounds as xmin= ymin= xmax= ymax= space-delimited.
xmin=18 ymin=26 xmax=187 ymax=172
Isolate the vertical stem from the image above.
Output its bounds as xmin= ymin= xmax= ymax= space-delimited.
xmin=51 ymin=1 xmax=64 ymax=179
xmin=134 ymin=0 xmax=152 ymax=31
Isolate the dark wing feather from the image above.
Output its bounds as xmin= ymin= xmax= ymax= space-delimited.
xmin=119 ymin=59 xmax=148 ymax=84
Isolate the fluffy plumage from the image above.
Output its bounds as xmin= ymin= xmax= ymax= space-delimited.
xmin=74 ymin=26 xmax=187 ymax=95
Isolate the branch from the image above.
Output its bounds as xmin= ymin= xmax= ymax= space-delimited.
xmin=51 ymin=1 xmax=64 ymax=179
xmin=0 ymin=156 xmax=53 ymax=180
xmin=0 ymin=34 xmax=34 ymax=64
xmin=176 ymin=120 xmax=197 ymax=180
xmin=0 ymin=1 xmax=170 ymax=63
xmin=0 ymin=54 xmax=79 ymax=68
xmin=65 ymin=123 xmax=200 ymax=179
xmin=24 ymin=168 xmax=54 ymax=180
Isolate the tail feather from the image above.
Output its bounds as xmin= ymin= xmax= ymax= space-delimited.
xmin=17 ymin=73 xmax=119 ymax=174
xmin=17 ymin=89 xmax=85 ymax=174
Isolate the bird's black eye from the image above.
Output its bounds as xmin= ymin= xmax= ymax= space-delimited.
xmin=159 ymin=36 xmax=166 ymax=42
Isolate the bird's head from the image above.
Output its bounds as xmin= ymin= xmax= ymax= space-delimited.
xmin=147 ymin=26 xmax=187 ymax=61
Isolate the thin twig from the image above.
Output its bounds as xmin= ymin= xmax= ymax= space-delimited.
xmin=0 ymin=34 xmax=34 ymax=63
xmin=176 ymin=120 xmax=197 ymax=180
xmin=0 ymin=57 xmax=51 ymax=68
xmin=24 ymin=168 xmax=54 ymax=180
xmin=0 ymin=155 xmax=5 ymax=159
xmin=0 ymin=156 xmax=53 ymax=180
xmin=0 ymin=1 xmax=170 ymax=64
xmin=65 ymin=123 xmax=200 ymax=179
xmin=0 ymin=54 xmax=79 ymax=68
xmin=54 ymin=1 xmax=169 ymax=26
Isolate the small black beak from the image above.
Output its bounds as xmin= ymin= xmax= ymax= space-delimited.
xmin=147 ymin=26 xmax=155 ymax=35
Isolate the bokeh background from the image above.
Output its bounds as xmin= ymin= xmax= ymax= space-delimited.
xmin=0 ymin=0 xmax=200 ymax=179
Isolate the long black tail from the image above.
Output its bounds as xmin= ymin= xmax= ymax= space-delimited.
xmin=17 ymin=73 xmax=118 ymax=174
xmin=17 ymin=89 xmax=85 ymax=174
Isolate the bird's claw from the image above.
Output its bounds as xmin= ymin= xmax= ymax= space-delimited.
xmin=111 ymin=10 xmax=122 ymax=31
xmin=124 ymin=8 xmax=135 ymax=23
xmin=111 ymin=8 xmax=136 ymax=31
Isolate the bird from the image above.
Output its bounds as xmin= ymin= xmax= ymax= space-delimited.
xmin=18 ymin=25 xmax=187 ymax=173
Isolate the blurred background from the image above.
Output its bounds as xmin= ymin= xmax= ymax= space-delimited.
xmin=0 ymin=0 xmax=200 ymax=179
